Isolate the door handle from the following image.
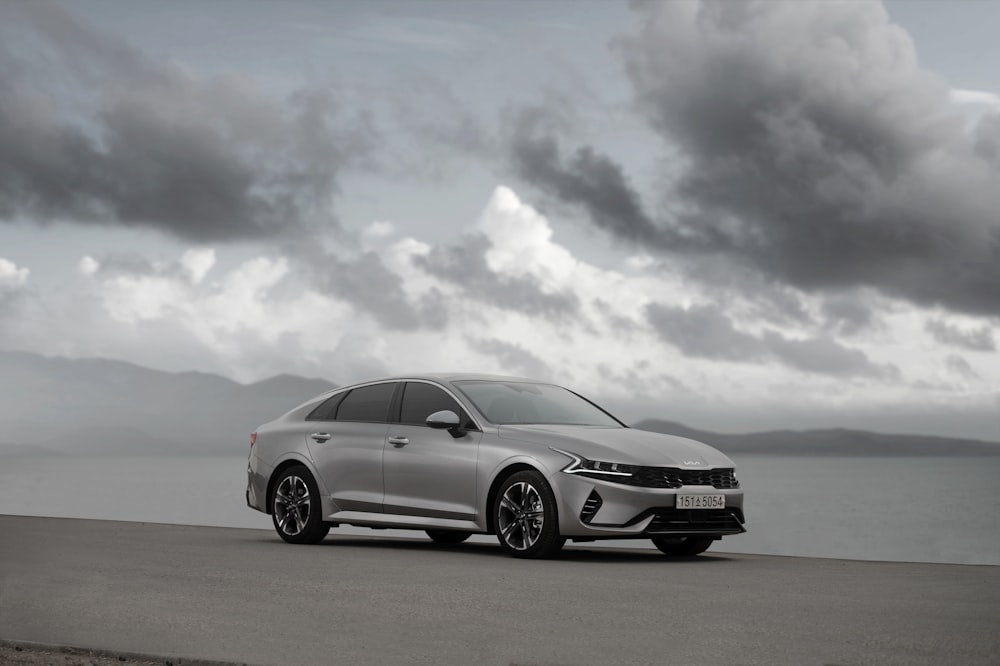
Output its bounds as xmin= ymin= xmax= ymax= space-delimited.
xmin=387 ymin=436 xmax=409 ymax=447
xmin=310 ymin=432 xmax=332 ymax=443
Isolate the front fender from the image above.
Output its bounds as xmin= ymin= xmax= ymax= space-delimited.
xmin=478 ymin=453 xmax=563 ymax=533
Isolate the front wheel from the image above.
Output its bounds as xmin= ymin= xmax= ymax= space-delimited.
xmin=493 ymin=470 xmax=564 ymax=559
xmin=270 ymin=465 xmax=330 ymax=545
xmin=651 ymin=535 xmax=714 ymax=557
xmin=426 ymin=530 xmax=471 ymax=544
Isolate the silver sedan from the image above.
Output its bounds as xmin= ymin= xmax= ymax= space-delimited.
xmin=246 ymin=374 xmax=745 ymax=559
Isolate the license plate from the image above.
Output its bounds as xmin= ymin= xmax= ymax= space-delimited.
xmin=676 ymin=494 xmax=725 ymax=509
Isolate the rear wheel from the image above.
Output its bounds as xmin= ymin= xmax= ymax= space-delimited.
xmin=426 ymin=530 xmax=471 ymax=544
xmin=651 ymin=535 xmax=714 ymax=557
xmin=270 ymin=465 xmax=330 ymax=545
xmin=493 ymin=470 xmax=564 ymax=559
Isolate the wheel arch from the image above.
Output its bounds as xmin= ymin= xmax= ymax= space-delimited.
xmin=484 ymin=462 xmax=545 ymax=535
xmin=265 ymin=453 xmax=320 ymax=515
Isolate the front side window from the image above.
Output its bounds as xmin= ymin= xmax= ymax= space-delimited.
xmin=455 ymin=381 xmax=623 ymax=427
xmin=335 ymin=383 xmax=396 ymax=423
xmin=399 ymin=382 xmax=465 ymax=426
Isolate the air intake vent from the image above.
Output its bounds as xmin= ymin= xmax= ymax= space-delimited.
xmin=643 ymin=508 xmax=746 ymax=535
xmin=579 ymin=490 xmax=603 ymax=524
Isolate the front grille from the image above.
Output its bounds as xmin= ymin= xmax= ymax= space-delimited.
xmin=579 ymin=490 xmax=603 ymax=524
xmin=642 ymin=508 xmax=746 ymax=535
xmin=600 ymin=467 xmax=739 ymax=489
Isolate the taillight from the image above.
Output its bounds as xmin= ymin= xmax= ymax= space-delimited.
xmin=250 ymin=432 xmax=257 ymax=448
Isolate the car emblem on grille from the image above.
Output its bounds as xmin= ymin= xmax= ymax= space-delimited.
xmin=683 ymin=460 xmax=701 ymax=466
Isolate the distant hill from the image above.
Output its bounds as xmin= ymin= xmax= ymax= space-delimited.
xmin=2 ymin=350 xmax=996 ymax=458
xmin=632 ymin=419 xmax=1000 ymax=457
xmin=0 ymin=350 xmax=335 ymax=456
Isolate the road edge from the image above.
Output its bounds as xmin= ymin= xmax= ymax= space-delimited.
xmin=0 ymin=639 xmax=259 ymax=666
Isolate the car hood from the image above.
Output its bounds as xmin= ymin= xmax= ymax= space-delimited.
xmin=499 ymin=424 xmax=735 ymax=468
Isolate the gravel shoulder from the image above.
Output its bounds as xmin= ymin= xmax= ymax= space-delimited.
xmin=0 ymin=640 xmax=245 ymax=666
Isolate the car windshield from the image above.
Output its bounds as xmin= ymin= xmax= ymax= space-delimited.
xmin=454 ymin=381 xmax=623 ymax=427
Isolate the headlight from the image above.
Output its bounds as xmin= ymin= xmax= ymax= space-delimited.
xmin=551 ymin=448 xmax=640 ymax=479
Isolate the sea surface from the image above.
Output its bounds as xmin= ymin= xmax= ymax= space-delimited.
xmin=1 ymin=454 xmax=997 ymax=565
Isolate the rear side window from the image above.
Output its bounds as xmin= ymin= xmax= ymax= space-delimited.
xmin=335 ymin=383 xmax=396 ymax=423
xmin=399 ymin=382 xmax=464 ymax=426
xmin=305 ymin=392 xmax=345 ymax=421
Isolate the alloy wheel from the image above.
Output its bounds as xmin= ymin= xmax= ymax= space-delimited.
xmin=273 ymin=475 xmax=311 ymax=537
xmin=497 ymin=481 xmax=545 ymax=551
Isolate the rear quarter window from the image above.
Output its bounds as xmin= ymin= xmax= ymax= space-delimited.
xmin=305 ymin=392 xmax=345 ymax=421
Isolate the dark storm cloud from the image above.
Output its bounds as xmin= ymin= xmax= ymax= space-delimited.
xmin=645 ymin=303 xmax=763 ymax=362
xmin=821 ymin=295 xmax=878 ymax=336
xmin=593 ymin=298 xmax=641 ymax=334
xmin=673 ymin=260 xmax=815 ymax=326
xmin=313 ymin=251 xmax=449 ymax=331
xmin=0 ymin=2 xmax=372 ymax=242
xmin=760 ymin=331 xmax=897 ymax=380
xmin=925 ymin=319 xmax=996 ymax=352
xmin=466 ymin=337 xmax=551 ymax=379
xmin=944 ymin=354 xmax=980 ymax=381
xmin=507 ymin=107 xmax=666 ymax=247
xmin=415 ymin=233 xmax=581 ymax=320
xmin=510 ymin=1 xmax=1000 ymax=317
xmin=646 ymin=302 xmax=897 ymax=379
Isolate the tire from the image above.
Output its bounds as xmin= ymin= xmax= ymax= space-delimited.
xmin=651 ymin=535 xmax=714 ymax=557
xmin=493 ymin=470 xmax=565 ymax=559
xmin=270 ymin=465 xmax=330 ymax=545
xmin=426 ymin=530 xmax=471 ymax=544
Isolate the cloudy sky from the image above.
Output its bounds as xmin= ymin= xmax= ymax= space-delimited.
xmin=1 ymin=0 xmax=998 ymax=438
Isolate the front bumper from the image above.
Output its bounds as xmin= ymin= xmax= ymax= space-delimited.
xmin=551 ymin=470 xmax=745 ymax=538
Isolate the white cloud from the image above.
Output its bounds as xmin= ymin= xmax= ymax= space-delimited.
xmin=179 ymin=248 xmax=216 ymax=284
xmin=78 ymin=256 xmax=100 ymax=277
xmin=362 ymin=221 xmax=396 ymax=245
xmin=101 ymin=273 xmax=190 ymax=324
xmin=949 ymin=88 xmax=1000 ymax=109
xmin=0 ymin=258 xmax=29 ymax=288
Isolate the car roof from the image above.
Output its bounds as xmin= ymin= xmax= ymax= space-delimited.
xmin=356 ymin=373 xmax=545 ymax=385
xmin=306 ymin=374 xmax=551 ymax=404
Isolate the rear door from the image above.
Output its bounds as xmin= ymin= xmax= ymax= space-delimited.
xmin=306 ymin=382 xmax=397 ymax=514
xmin=382 ymin=381 xmax=481 ymax=521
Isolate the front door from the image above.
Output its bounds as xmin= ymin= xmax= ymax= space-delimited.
xmin=382 ymin=381 xmax=480 ymax=521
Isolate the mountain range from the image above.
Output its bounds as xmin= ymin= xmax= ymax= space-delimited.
xmin=0 ymin=350 xmax=996 ymax=457
xmin=632 ymin=419 xmax=1000 ymax=457
xmin=0 ymin=350 xmax=333 ymax=456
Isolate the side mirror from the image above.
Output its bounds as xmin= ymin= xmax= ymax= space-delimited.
xmin=426 ymin=410 xmax=466 ymax=437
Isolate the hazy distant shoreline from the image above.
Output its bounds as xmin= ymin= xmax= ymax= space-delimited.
xmin=2 ymin=454 xmax=997 ymax=566
xmin=2 ymin=350 xmax=998 ymax=458
xmin=5 ymin=425 xmax=999 ymax=458
xmin=633 ymin=419 xmax=1000 ymax=457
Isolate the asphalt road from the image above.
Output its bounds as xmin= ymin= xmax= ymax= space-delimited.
xmin=1 ymin=516 xmax=998 ymax=666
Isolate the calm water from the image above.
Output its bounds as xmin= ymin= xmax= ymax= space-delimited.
xmin=1 ymin=454 xmax=997 ymax=565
